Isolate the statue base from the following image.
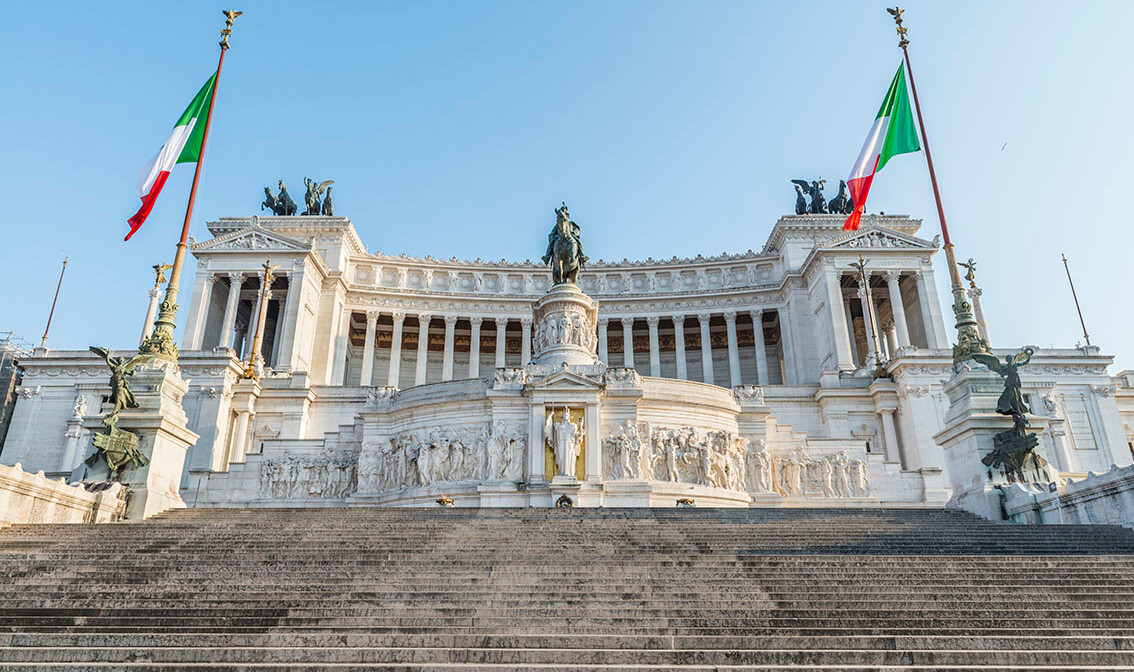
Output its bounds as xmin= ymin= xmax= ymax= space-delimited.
xmin=934 ymin=368 xmax=1052 ymax=521
xmin=531 ymin=284 xmax=600 ymax=367
xmin=82 ymin=363 xmax=198 ymax=519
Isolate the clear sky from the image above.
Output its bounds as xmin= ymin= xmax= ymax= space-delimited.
xmin=2 ymin=1 xmax=1131 ymax=371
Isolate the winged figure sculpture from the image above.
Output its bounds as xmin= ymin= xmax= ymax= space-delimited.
xmin=89 ymin=347 xmax=154 ymax=416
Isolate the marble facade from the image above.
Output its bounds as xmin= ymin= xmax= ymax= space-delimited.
xmin=2 ymin=213 xmax=1131 ymax=508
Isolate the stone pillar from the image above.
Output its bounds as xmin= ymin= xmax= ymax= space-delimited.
xmin=188 ymin=275 xmax=217 ymax=350
xmin=886 ymin=323 xmax=898 ymax=359
xmin=140 ymin=287 xmax=162 ymax=347
xmin=597 ymin=319 xmax=609 ymax=365
xmin=857 ymin=286 xmax=878 ymax=369
xmin=697 ymin=313 xmax=714 ymax=385
xmin=331 ymin=307 xmax=351 ymax=385
xmin=673 ymin=315 xmax=688 ymax=380
xmin=843 ymin=293 xmax=860 ymax=366
xmin=825 ymin=268 xmax=854 ymax=370
xmin=584 ymin=403 xmax=601 ymax=482
xmin=915 ymin=268 xmax=949 ymax=349
xmin=621 ymin=318 xmax=635 ymax=368
xmin=885 ymin=271 xmax=912 ymax=349
xmin=218 ymin=275 xmax=244 ymax=351
xmin=646 ymin=317 xmax=661 ymax=377
xmin=276 ymin=266 xmax=304 ymax=369
xmin=749 ymin=310 xmax=768 ymax=386
xmin=441 ymin=315 xmax=457 ymax=381
xmin=777 ymin=308 xmax=797 ymax=385
xmin=414 ymin=313 xmax=432 ymax=386
xmin=724 ymin=312 xmax=741 ymax=387
xmin=230 ymin=409 xmax=252 ymax=464
xmin=245 ymin=289 xmax=264 ymax=360
xmin=468 ymin=317 xmax=482 ymax=379
xmin=360 ymin=310 xmax=378 ymax=387
xmin=494 ymin=319 xmax=508 ymax=368
xmin=879 ymin=409 xmax=902 ymax=464
xmin=520 ymin=318 xmax=532 ymax=365
xmin=270 ymin=293 xmax=288 ymax=367
xmin=387 ymin=312 xmax=405 ymax=387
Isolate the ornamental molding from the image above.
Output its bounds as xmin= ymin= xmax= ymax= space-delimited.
xmin=191 ymin=227 xmax=313 ymax=254
xmin=824 ymin=225 xmax=938 ymax=252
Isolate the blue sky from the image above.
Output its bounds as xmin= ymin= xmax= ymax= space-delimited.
xmin=2 ymin=1 xmax=1131 ymax=371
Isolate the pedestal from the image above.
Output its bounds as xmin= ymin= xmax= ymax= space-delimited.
xmin=531 ymin=284 xmax=600 ymax=367
xmin=934 ymin=368 xmax=1051 ymax=520
xmin=549 ymin=475 xmax=582 ymax=507
xmin=83 ymin=364 xmax=199 ymax=519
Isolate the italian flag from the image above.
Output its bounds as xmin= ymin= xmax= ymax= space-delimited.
xmin=125 ymin=72 xmax=217 ymax=241
xmin=844 ymin=63 xmax=920 ymax=231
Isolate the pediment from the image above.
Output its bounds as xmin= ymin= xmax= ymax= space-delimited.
xmin=526 ymin=368 xmax=604 ymax=390
xmin=191 ymin=227 xmax=312 ymax=253
xmin=825 ymin=225 xmax=936 ymax=251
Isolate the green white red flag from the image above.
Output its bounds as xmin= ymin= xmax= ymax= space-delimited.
xmin=844 ymin=63 xmax=920 ymax=231
xmin=125 ymin=72 xmax=217 ymax=241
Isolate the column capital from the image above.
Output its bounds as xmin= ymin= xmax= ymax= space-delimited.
xmin=417 ymin=313 xmax=433 ymax=324
xmin=469 ymin=316 xmax=483 ymax=327
xmin=879 ymin=407 xmax=895 ymax=416
xmin=723 ymin=311 xmax=737 ymax=323
xmin=597 ymin=317 xmax=609 ymax=328
xmin=696 ymin=312 xmax=712 ymax=324
xmin=443 ymin=314 xmax=459 ymax=327
xmin=203 ymin=274 xmax=218 ymax=287
xmin=620 ymin=317 xmax=635 ymax=329
xmin=645 ymin=316 xmax=661 ymax=328
xmin=365 ymin=310 xmax=380 ymax=324
xmin=884 ymin=270 xmax=903 ymax=283
xmin=391 ymin=311 xmax=406 ymax=325
xmin=226 ymin=271 xmax=245 ymax=281
xmin=520 ymin=317 xmax=532 ymax=328
xmin=749 ymin=308 xmax=764 ymax=321
xmin=672 ymin=314 xmax=686 ymax=326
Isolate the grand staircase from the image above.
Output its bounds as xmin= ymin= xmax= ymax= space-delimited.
xmin=0 ymin=507 xmax=1132 ymax=670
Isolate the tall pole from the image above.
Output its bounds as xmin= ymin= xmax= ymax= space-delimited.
xmin=40 ymin=257 xmax=68 ymax=349
xmin=888 ymin=7 xmax=989 ymax=365
xmin=242 ymin=258 xmax=278 ymax=380
xmin=140 ymin=10 xmax=241 ymax=363
xmin=1062 ymin=254 xmax=1091 ymax=348
xmin=851 ymin=256 xmax=888 ymax=379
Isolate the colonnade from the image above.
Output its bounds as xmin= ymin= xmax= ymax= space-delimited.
xmin=183 ymin=271 xmax=297 ymax=369
xmin=343 ymin=308 xmax=793 ymax=389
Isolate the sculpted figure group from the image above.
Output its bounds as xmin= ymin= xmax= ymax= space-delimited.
xmin=259 ymin=452 xmax=357 ymax=499
xmin=604 ymin=423 xmax=748 ymax=491
xmin=261 ymin=178 xmax=334 ymax=216
xmin=533 ymin=310 xmax=597 ymax=353
xmin=791 ymin=179 xmax=855 ymax=215
xmin=355 ymin=423 xmax=526 ymax=494
xmin=744 ymin=445 xmax=869 ymax=498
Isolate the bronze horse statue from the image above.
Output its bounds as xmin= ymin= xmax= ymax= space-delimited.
xmin=542 ymin=203 xmax=588 ymax=285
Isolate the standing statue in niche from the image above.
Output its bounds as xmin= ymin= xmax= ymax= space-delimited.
xmin=791 ymin=179 xmax=828 ymax=214
xmin=542 ymin=202 xmax=588 ymax=284
xmin=303 ymin=178 xmax=334 ymax=216
xmin=544 ymin=408 xmax=583 ymax=479
xmin=973 ymin=347 xmax=1050 ymax=482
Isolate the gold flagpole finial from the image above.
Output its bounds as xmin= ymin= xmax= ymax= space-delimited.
xmin=220 ymin=10 xmax=243 ymax=49
xmin=887 ymin=7 xmax=909 ymax=48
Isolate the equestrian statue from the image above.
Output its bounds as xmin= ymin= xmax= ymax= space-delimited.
xmin=542 ymin=202 xmax=588 ymax=285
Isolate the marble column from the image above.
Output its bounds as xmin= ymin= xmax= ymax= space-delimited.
xmin=914 ymin=268 xmax=949 ymax=349
xmin=697 ymin=313 xmax=714 ymax=385
xmin=843 ymin=292 xmax=861 ymax=366
xmin=360 ymin=310 xmax=378 ymax=387
xmin=886 ymin=323 xmax=898 ymax=359
xmin=825 ymin=268 xmax=854 ymax=370
xmin=387 ymin=312 xmax=405 ymax=387
xmin=230 ymin=410 xmax=251 ymax=464
xmin=597 ymin=319 xmax=609 ymax=365
xmin=219 ymin=273 xmax=243 ymax=351
xmin=495 ymin=319 xmax=508 ymax=368
xmin=276 ymin=267 xmax=304 ymax=370
xmin=749 ymin=310 xmax=768 ymax=385
xmin=970 ymin=286 xmax=990 ymax=343
xmin=646 ymin=317 xmax=661 ymax=377
xmin=520 ymin=318 xmax=532 ymax=365
xmin=857 ymin=285 xmax=880 ymax=368
xmin=777 ymin=308 xmax=797 ymax=385
xmin=621 ymin=318 xmax=635 ymax=368
xmin=441 ymin=315 xmax=457 ymax=381
xmin=879 ymin=409 xmax=902 ymax=464
xmin=331 ymin=307 xmax=352 ymax=385
xmin=140 ymin=287 xmax=161 ymax=347
xmin=414 ymin=313 xmax=432 ymax=386
xmin=673 ymin=315 xmax=688 ymax=380
xmin=245 ymin=292 xmax=265 ymax=360
xmin=270 ymin=292 xmax=288 ymax=367
xmin=468 ymin=317 xmax=482 ymax=379
xmin=724 ymin=312 xmax=741 ymax=387
xmin=885 ymin=271 xmax=912 ymax=349
xmin=184 ymin=274 xmax=216 ymax=350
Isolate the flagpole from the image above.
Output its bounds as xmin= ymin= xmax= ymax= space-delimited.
xmin=888 ymin=7 xmax=989 ymax=365
xmin=140 ymin=10 xmax=241 ymax=362
xmin=1061 ymin=254 xmax=1091 ymax=348
xmin=39 ymin=257 xmax=68 ymax=349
